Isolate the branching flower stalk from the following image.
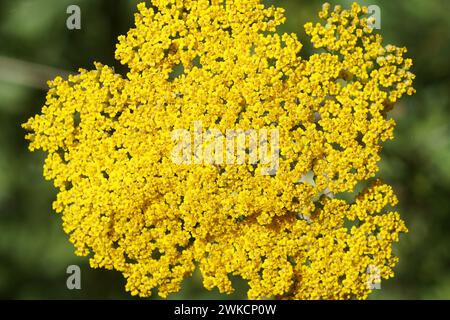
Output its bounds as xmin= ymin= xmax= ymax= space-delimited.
xmin=23 ymin=1 xmax=415 ymax=299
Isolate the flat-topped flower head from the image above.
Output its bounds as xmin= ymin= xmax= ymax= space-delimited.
xmin=23 ymin=1 xmax=415 ymax=299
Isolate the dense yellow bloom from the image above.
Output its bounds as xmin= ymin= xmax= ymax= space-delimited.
xmin=23 ymin=1 xmax=415 ymax=299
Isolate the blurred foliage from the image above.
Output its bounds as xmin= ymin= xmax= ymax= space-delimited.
xmin=0 ymin=0 xmax=449 ymax=299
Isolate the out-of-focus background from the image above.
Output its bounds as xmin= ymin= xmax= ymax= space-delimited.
xmin=0 ymin=0 xmax=449 ymax=299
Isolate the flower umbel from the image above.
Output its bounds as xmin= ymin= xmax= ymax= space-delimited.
xmin=23 ymin=1 xmax=415 ymax=299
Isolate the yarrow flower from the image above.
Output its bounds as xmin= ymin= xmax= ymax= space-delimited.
xmin=23 ymin=1 xmax=415 ymax=299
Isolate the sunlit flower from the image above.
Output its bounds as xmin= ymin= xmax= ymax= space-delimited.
xmin=23 ymin=1 xmax=415 ymax=299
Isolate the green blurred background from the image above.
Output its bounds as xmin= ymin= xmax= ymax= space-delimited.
xmin=0 ymin=0 xmax=449 ymax=299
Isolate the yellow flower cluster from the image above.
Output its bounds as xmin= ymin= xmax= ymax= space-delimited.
xmin=23 ymin=1 xmax=415 ymax=299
